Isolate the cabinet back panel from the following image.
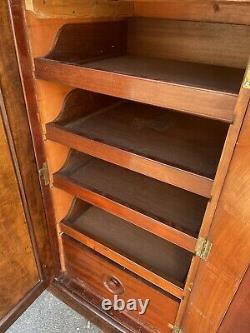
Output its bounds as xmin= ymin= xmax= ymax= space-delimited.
xmin=127 ymin=18 xmax=250 ymax=68
xmin=134 ymin=1 xmax=250 ymax=25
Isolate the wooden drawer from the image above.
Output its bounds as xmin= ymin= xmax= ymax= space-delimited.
xmin=62 ymin=235 xmax=179 ymax=333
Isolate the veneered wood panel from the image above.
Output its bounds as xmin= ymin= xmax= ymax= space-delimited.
xmin=134 ymin=1 xmax=250 ymax=25
xmin=24 ymin=0 xmax=250 ymax=26
xmin=53 ymin=151 xmax=207 ymax=252
xmin=127 ymin=18 xmax=250 ymax=69
xmin=25 ymin=0 xmax=133 ymax=19
xmin=11 ymin=2 xmax=250 ymax=333
xmin=8 ymin=0 xmax=61 ymax=276
xmin=218 ymin=265 xmax=250 ymax=333
xmin=46 ymin=91 xmax=228 ymax=197
xmin=46 ymin=124 xmax=214 ymax=198
xmin=181 ymin=93 xmax=250 ymax=333
xmin=62 ymin=235 xmax=179 ymax=333
xmin=0 ymin=115 xmax=38 ymax=319
xmin=61 ymin=223 xmax=184 ymax=299
xmin=35 ymin=58 xmax=238 ymax=123
xmin=1 ymin=0 xmax=53 ymax=284
xmin=175 ymin=87 xmax=250 ymax=328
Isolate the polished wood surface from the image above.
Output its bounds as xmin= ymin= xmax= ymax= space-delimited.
xmin=31 ymin=80 xmax=73 ymax=226
xmin=35 ymin=56 xmax=239 ymax=123
xmin=0 ymin=283 xmax=44 ymax=333
xmin=25 ymin=0 xmax=133 ymax=19
xmin=62 ymin=235 xmax=179 ymax=333
xmin=175 ymin=87 xmax=250 ymax=328
xmin=134 ymin=1 xmax=250 ymax=26
xmin=54 ymin=151 xmax=207 ymax=252
xmin=218 ymin=265 xmax=250 ymax=333
xmin=47 ymin=21 xmax=127 ymax=62
xmin=48 ymin=124 xmax=213 ymax=198
xmin=62 ymin=202 xmax=191 ymax=284
xmin=1 ymin=0 xmax=53 ymax=284
xmin=60 ymin=199 xmax=192 ymax=297
xmin=127 ymin=18 xmax=250 ymax=69
xmin=0 ymin=114 xmax=38 ymax=319
xmin=47 ymin=90 xmax=228 ymax=197
xmin=34 ymin=18 xmax=246 ymax=122
xmin=24 ymin=0 xmax=250 ymax=26
xmin=9 ymin=1 xmax=250 ymax=332
xmin=61 ymin=223 xmax=184 ymax=299
xmin=79 ymin=55 xmax=243 ymax=94
xmin=56 ymin=176 xmax=197 ymax=254
xmin=0 ymin=1 xmax=55 ymax=330
xmin=49 ymin=98 xmax=227 ymax=179
xmin=181 ymin=93 xmax=250 ymax=333
xmin=50 ymin=281 xmax=130 ymax=333
xmin=9 ymin=0 xmax=61 ymax=276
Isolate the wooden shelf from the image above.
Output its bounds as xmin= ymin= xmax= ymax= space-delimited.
xmin=47 ymin=92 xmax=228 ymax=197
xmin=61 ymin=199 xmax=192 ymax=297
xmin=35 ymin=54 xmax=243 ymax=123
xmin=54 ymin=150 xmax=208 ymax=253
xmin=34 ymin=19 xmax=244 ymax=123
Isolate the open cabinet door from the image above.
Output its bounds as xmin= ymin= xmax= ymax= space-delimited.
xmin=0 ymin=1 xmax=53 ymax=331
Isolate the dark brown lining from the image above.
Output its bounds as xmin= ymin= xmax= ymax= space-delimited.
xmin=53 ymin=95 xmax=228 ymax=178
xmin=63 ymin=199 xmax=193 ymax=286
xmin=56 ymin=151 xmax=208 ymax=237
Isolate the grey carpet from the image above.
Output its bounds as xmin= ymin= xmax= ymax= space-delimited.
xmin=6 ymin=291 xmax=102 ymax=333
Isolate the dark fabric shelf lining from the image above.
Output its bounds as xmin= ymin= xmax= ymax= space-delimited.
xmin=57 ymin=151 xmax=208 ymax=237
xmin=58 ymin=100 xmax=228 ymax=178
xmin=78 ymin=55 xmax=244 ymax=94
xmin=64 ymin=200 xmax=193 ymax=286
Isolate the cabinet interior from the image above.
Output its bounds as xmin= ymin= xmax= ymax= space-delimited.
xmin=23 ymin=2 xmax=250 ymax=332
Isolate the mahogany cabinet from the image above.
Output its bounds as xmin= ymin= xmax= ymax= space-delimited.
xmin=1 ymin=1 xmax=250 ymax=332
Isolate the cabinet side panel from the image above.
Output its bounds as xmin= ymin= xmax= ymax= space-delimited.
xmin=182 ymin=93 xmax=250 ymax=333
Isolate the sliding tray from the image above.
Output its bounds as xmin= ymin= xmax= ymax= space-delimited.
xmin=35 ymin=20 xmax=245 ymax=122
xmin=47 ymin=90 xmax=229 ymax=197
xmin=61 ymin=199 xmax=193 ymax=298
xmin=62 ymin=235 xmax=180 ymax=332
xmin=54 ymin=150 xmax=208 ymax=252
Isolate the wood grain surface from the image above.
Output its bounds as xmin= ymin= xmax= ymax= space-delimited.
xmin=181 ymin=95 xmax=250 ymax=333
xmin=218 ymin=265 xmax=250 ymax=333
xmin=0 ymin=115 xmax=38 ymax=319
xmin=134 ymin=1 xmax=250 ymax=25
xmin=63 ymin=235 xmax=179 ymax=333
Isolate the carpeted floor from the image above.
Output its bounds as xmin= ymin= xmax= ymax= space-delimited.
xmin=6 ymin=291 xmax=102 ymax=333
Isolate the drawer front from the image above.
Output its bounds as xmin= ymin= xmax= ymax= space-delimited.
xmin=62 ymin=235 xmax=179 ymax=333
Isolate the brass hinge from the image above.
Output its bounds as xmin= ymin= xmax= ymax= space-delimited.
xmin=39 ymin=162 xmax=50 ymax=186
xmin=243 ymin=65 xmax=250 ymax=89
xmin=195 ymin=237 xmax=212 ymax=261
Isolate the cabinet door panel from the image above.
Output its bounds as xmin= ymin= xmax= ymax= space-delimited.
xmin=0 ymin=1 xmax=53 ymax=330
xmin=218 ymin=265 xmax=250 ymax=332
xmin=0 ymin=115 xmax=38 ymax=319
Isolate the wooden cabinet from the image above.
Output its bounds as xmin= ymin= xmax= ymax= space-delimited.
xmin=1 ymin=1 xmax=250 ymax=332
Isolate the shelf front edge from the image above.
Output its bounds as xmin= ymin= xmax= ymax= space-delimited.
xmin=60 ymin=223 xmax=184 ymax=299
xmin=35 ymin=58 xmax=236 ymax=123
xmin=46 ymin=123 xmax=213 ymax=198
xmin=53 ymin=174 xmax=197 ymax=253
